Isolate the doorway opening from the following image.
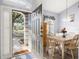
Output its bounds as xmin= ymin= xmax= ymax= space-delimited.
xmin=12 ymin=10 xmax=25 ymax=54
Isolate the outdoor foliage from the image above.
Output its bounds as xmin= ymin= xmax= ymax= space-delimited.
xmin=12 ymin=11 xmax=24 ymax=32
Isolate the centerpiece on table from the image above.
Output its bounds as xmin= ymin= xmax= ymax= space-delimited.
xmin=61 ymin=28 xmax=67 ymax=38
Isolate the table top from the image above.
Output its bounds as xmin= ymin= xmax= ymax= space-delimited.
xmin=47 ymin=35 xmax=74 ymax=42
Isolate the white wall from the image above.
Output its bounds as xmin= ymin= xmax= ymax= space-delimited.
xmin=58 ymin=2 xmax=79 ymax=33
xmin=0 ymin=6 xmax=12 ymax=59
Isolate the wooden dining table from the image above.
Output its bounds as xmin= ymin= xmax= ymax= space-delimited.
xmin=47 ymin=35 xmax=74 ymax=59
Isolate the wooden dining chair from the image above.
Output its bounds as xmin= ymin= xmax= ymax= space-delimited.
xmin=64 ymin=34 xmax=79 ymax=59
xmin=47 ymin=37 xmax=60 ymax=58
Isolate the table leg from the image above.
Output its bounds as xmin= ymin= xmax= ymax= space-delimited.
xmin=62 ymin=43 xmax=64 ymax=59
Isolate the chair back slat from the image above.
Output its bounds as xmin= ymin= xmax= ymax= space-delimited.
xmin=73 ymin=34 xmax=79 ymax=46
xmin=65 ymin=34 xmax=79 ymax=49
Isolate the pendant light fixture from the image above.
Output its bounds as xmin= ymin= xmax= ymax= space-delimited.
xmin=66 ymin=0 xmax=68 ymax=21
xmin=78 ymin=0 xmax=79 ymax=8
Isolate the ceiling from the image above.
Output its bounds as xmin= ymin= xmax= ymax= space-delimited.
xmin=3 ymin=0 xmax=42 ymax=11
xmin=3 ymin=0 xmax=34 ymax=11
xmin=43 ymin=0 xmax=79 ymax=13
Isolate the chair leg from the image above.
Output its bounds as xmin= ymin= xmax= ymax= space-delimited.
xmin=51 ymin=47 xmax=55 ymax=59
xmin=71 ymin=50 xmax=74 ymax=59
xmin=52 ymin=47 xmax=55 ymax=56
